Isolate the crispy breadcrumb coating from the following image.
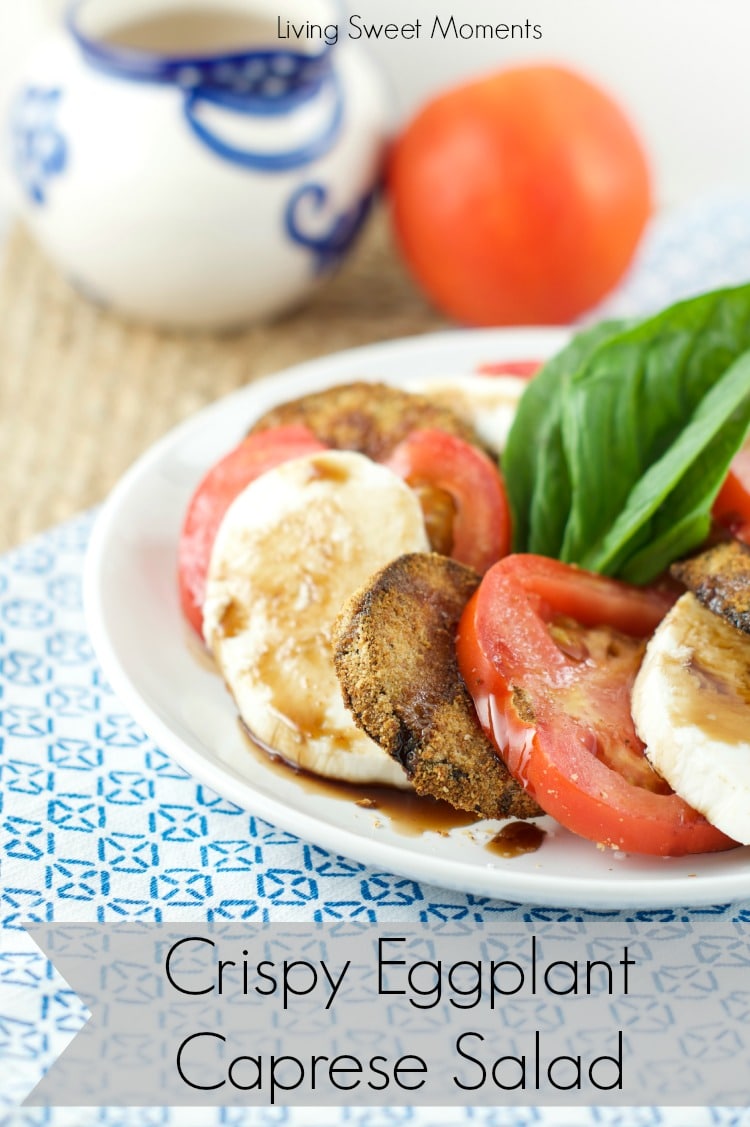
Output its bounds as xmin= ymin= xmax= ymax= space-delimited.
xmin=672 ymin=540 xmax=750 ymax=634
xmin=250 ymin=381 xmax=483 ymax=461
xmin=333 ymin=552 xmax=542 ymax=820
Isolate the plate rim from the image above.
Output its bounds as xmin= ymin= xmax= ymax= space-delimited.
xmin=84 ymin=326 xmax=750 ymax=911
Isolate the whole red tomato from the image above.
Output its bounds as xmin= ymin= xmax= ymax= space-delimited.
xmin=388 ymin=65 xmax=652 ymax=326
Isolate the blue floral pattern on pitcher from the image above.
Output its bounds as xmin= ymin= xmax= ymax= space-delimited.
xmin=69 ymin=5 xmax=343 ymax=175
xmin=66 ymin=2 xmax=369 ymax=274
xmin=181 ymin=74 xmax=345 ymax=173
xmin=7 ymin=1 xmax=387 ymax=326
xmin=285 ymin=183 xmax=377 ymax=273
xmin=10 ymin=87 xmax=68 ymax=206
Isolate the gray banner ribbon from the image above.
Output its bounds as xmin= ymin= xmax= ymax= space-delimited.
xmin=22 ymin=919 xmax=750 ymax=1107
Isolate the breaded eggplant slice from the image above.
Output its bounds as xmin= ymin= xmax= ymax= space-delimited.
xmin=672 ymin=539 xmax=750 ymax=634
xmin=333 ymin=552 xmax=542 ymax=820
xmin=250 ymin=381 xmax=482 ymax=462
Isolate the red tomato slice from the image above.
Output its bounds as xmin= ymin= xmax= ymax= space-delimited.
xmin=386 ymin=428 xmax=511 ymax=573
xmin=456 ymin=554 xmax=736 ymax=855
xmin=475 ymin=360 xmax=543 ymax=378
xmin=179 ymin=425 xmax=326 ymax=635
xmin=713 ymin=446 xmax=750 ymax=545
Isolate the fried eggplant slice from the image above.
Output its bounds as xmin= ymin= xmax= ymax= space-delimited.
xmin=672 ymin=539 xmax=750 ymax=635
xmin=250 ymin=381 xmax=482 ymax=462
xmin=333 ymin=552 xmax=542 ymax=820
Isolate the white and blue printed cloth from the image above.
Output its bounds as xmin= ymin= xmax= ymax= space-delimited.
xmin=5 ymin=192 xmax=750 ymax=1126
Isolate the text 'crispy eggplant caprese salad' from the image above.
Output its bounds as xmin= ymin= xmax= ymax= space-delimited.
xmin=178 ymin=285 xmax=750 ymax=858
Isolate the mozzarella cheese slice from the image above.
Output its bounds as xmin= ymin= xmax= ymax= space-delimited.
xmin=632 ymin=591 xmax=750 ymax=844
xmin=408 ymin=373 xmax=527 ymax=456
xmin=203 ymin=450 xmax=430 ymax=786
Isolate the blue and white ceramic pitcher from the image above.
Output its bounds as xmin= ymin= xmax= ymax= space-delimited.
xmin=7 ymin=0 xmax=388 ymax=329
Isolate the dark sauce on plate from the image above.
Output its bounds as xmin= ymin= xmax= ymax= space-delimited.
xmin=187 ymin=631 xmax=543 ymax=854
xmin=238 ymin=720 xmax=477 ymax=837
xmin=487 ymin=821 xmax=546 ymax=858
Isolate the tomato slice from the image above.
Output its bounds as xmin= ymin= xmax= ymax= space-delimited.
xmin=713 ymin=445 xmax=750 ymax=545
xmin=456 ymin=554 xmax=735 ymax=855
xmin=386 ymin=428 xmax=511 ymax=573
xmin=178 ymin=425 xmax=326 ymax=635
xmin=475 ymin=360 xmax=543 ymax=378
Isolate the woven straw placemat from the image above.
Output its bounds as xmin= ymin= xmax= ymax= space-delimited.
xmin=0 ymin=210 xmax=447 ymax=552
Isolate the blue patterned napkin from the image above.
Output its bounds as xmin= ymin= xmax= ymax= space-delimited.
xmin=5 ymin=191 xmax=750 ymax=1125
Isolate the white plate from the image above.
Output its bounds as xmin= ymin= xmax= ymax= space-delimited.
xmin=84 ymin=327 xmax=750 ymax=910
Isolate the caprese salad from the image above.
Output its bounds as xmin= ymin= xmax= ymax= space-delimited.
xmin=177 ymin=283 xmax=750 ymax=858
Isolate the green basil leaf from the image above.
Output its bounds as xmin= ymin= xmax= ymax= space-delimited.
xmin=526 ymin=414 xmax=571 ymax=558
xmin=559 ymin=283 xmax=750 ymax=574
xmin=595 ymin=353 xmax=750 ymax=582
xmin=503 ymin=320 xmax=627 ymax=553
